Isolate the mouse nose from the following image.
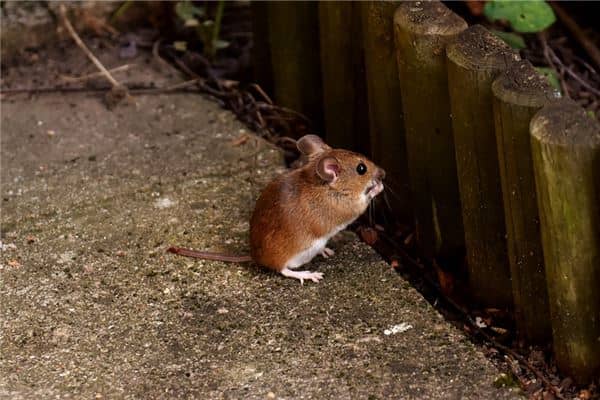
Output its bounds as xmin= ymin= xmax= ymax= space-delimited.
xmin=375 ymin=168 xmax=386 ymax=180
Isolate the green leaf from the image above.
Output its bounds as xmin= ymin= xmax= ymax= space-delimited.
xmin=484 ymin=0 xmax=556 ymax=33
xmin=175 ymin=1 xmax=205 ymax=22
xmin=535 ymin=67 xmax=561 ymax=94
xmin=491 ymin=30 xmax=526 ymax=49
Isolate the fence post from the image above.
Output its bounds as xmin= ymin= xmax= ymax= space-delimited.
xmin=446 ymin=25 xmax=519 ymax=308
xmin=360 ymin=1 xmax=412 ymax=220
xmin=319 ymin=1 xmax=370 ymax=153
xmin=491 ymin=60 xmax=556 ymax=343
xmin=530 ymin=99 xmax=600 ymax=383
xmin=266 ymin=1 xmax=323 ymax=134
xmin=393 ymin=1 xmax=466 ymax=263
xmin=319 ymin=2 xmax=369 ymax=151
xmin=250 ymin=1 xmax=273 ymax=96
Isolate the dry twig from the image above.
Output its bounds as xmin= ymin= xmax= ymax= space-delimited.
xmin=60 ymin=4 xmax=122 ymax=88
xmin=550 ymin=3 xmax=600 ymax=71
xmin=60 ymin=64 xmax=134 ymax=83
xmin=539 ymin=33 xmax=570 ymax=97
xmin=59 ymin=4 xmax=133 ymax=106
xmin=152 ymin=39 xmax=173 ymax=72
xmin=547 ymin=46 xmax=600 ymax=97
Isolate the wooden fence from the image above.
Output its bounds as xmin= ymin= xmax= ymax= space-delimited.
xmin=251 ymin=0 xmax=600 ymax=383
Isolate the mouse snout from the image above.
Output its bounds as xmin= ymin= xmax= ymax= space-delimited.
xmin=375 ymin=167 xmax=386 ymax=181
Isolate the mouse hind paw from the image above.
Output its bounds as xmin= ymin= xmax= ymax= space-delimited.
xmin=280 ymin=268 xmax=324 ymax=284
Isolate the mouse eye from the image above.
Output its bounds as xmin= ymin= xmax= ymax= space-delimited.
xmin=356 ymin=162 xmax=367 ymax=175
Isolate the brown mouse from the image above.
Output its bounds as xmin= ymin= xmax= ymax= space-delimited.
xmin=168 ymin=134 xmax=385 ymax=284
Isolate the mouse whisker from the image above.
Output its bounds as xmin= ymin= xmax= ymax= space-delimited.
xmin=382 ymin=191 xmax=393 ymax=212
xmin=381 ymin=204 xmax=389 ymax=228
xmin=383 ymin=185 xmax=402 ymax=202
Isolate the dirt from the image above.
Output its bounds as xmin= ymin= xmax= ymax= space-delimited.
xmin=0 ymin=40 xmax=522 ymax=399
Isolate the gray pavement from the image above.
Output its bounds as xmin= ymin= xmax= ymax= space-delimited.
xmin=1 ymin=69 xmax=521 ymax=399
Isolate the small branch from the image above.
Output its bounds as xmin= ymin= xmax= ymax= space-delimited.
xmin=547 ymin=47 xmax=600 ymax=97
xmin=60 ymin=4 xmax=121 ymax=88
xmin=250 ymin=83 xmax=273 ymax=104
xmin=158 ymin=79 xmax=202 ymax=91
xmin=550 ymin=2 xmax=600 ymax=71
xmin=152 ymin=40 xmax=173 ymax=72
xmin=466 ymin=316 xmax=565 ymax=399
xmin=539 ymin=32 xmax=600 ymax=99
xmin=539 ymin=33 xmax=570 ymax=98
xmin=60 ymin=64 xmax=134 ymax=83
xmin=0 ymin=82 xmax=201 ymax=96
xmin=59 ymin=3 xmax=134 ymax=109
xmin=171 ymin=57 xmax=201 ymax=79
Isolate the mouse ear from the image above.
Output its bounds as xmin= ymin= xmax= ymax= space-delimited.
xmin=317 ymin=156 xmax=340 ymax=183
xmin=297 ymin=135 xmax=331 ymax=156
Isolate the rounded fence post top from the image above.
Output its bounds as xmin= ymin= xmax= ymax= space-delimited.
xmin=531 ymin=99 xmax=600 ymax=147
xmin=447 ymin=24 xmax=520 ymax=71
xmin=492 ymin=59 xmax=558 ymax=107
xmin=393 ymin=1 xmax=467 ymax=36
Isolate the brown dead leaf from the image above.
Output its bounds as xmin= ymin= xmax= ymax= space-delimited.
xmin=358 ymin=227 xmax=378 ymax=245
xmin=403 ymin=232 xmax=415 ymax=246
xmin=76 ymin=8 xmax=119 ymax=37
xmin=578 ymin=389 xmax=592 ymax=400
xmin=8 ymin=259 xmax=21 ymax=268
xmin=433 ymin=260 xmax=454 ymax=296
xmin=490 ymin=326 xmax=509 ymax=335
xmin=26 ymin=235 xmax=36 ymax=244
xmin=484 ymin=308 xmax=502 ymax=315
xmin=542 ymin=390 xmax=557 ymax=400
xmin=465 ymin=1 xmax=486 ymax=16
xmin=231 ymin=133 xmax=250 ymax=146
xmin=221 ymin=79 xmax=239 ymax=90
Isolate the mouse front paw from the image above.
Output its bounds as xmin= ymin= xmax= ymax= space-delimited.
xmin=320 ymin=247 xmax=335 ymax=258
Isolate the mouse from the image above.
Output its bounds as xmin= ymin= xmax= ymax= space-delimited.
xmin=168 ymin=134 xmax=385 ymax=284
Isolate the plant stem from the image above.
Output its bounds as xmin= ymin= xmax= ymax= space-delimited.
xmin=111 ymin=1 xmax=133 ymax=25
xmin=211 ymin=0 xmax=225 ymax=59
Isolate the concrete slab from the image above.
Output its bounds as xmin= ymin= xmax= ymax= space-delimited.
xmin=1 ymin=74 xmax=520 ymax=399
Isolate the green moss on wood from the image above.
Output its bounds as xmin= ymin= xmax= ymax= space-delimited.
xmin=447 ymin=25 xmax=519 ymax=308
xmin=530 ymin=99 xmax=600 ymax=383
xmin=492 ymin=60 xmax=556 ymax=343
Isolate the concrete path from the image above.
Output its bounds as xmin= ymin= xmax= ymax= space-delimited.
xmin=1 ymin=66 xmax=520 ymax=399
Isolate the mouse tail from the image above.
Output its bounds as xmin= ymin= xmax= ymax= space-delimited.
xmin=167 ymin=246 xmax=252 ymax=263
